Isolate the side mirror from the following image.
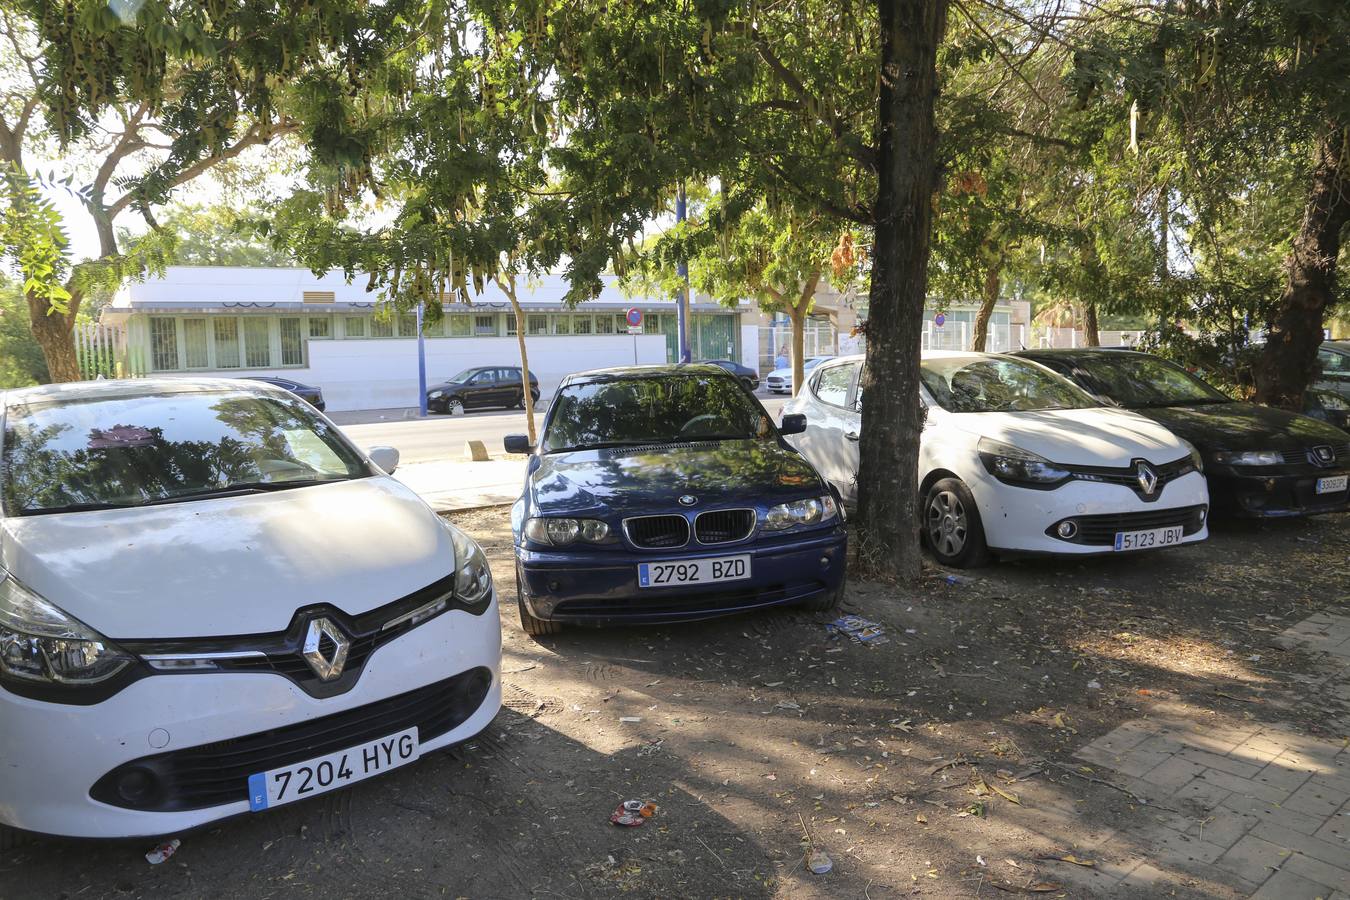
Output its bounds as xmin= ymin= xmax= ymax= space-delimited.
xmin=504 ymin=433 xmax=534 ymax=454
xmin=368 ymin=446 xmax=400 ymax=474
xmin=779 ymin=413 xmax=807 ymax=436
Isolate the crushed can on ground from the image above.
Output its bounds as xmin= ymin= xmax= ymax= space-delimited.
xmin=610 ymin=799 xmax=658 ymax=827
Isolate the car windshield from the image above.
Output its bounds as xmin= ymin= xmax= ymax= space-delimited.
xmin=447 ymin=368 xmax=482 ymax=383
xmin=920 ymin=357 xmax=1097 ymax=413
xmin=543 ymin=374 xmax=770 ymax=452
xmin=2 ymin=389 xmax=369 ymax=515
xmin=1073 ymin=354 xmax=1232 ymax=408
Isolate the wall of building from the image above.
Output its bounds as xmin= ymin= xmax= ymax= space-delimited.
xmin=149 ymin=334 xmax=669 ymax=412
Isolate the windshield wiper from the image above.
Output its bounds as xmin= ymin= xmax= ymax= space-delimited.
xmin=680 ymin=433 xmax=754 ymax=442
xmin=18 ymin=501 xmax=137 ymax=516
xmin=1138 ymin=398 xmax=1232 ymax=408
xmin=142 ymin=478 xmax=351 ymax=505
xmin=546 ymin=440 xmax=654 ymax=454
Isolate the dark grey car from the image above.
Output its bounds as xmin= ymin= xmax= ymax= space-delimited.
xmin=426 ymin=366 xmax=540 ymax=414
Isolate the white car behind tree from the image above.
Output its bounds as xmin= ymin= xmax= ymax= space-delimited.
xmin=0 ymin=378 xmax=501 ymax=843
xmin=782 ymin=352 xmax=1211 ymax=567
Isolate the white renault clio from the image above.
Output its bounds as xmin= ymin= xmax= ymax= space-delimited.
xmin=0 ymin=378 xmax=501 ymax=842
xmin=783 ymin=352 xmax=1211 ymax=566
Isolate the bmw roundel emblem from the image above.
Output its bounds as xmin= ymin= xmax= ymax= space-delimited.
xmin=678 ymin=494 xmax=698 ymax=507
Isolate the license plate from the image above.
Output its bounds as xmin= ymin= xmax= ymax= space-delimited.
xmin=248 ymin=727 xmax=419 ymax=811
xmin=638 ymin=554 xmax=751 ymax=588
xmin=1316 ymin=474 xmax=1348 ymax=495
xmin=1113 ymin=525 xmax=1185 ymax=552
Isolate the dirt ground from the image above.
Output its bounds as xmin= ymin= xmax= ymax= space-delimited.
xmin=4 ymin=508 xmax=1348 ymax=899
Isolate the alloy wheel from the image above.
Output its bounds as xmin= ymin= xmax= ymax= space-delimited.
xmin=448 ymin=398 xmax=464 ymax=416
xmin=926 ymin=490 xmax=968 ymax=558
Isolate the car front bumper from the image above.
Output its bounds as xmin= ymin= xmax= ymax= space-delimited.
xmin=973 ymin=471 xmax=1211 ymax=556
xmin=516 ymin=527 xmax=847 ymax=624
xmin=1206 ymin=467 xmax=1350 ymax=518
xmin=0 ymin=595 xmax=502 ymax=839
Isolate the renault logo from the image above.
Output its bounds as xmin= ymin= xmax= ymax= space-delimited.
xmin=1135 ymin=461 xmax=1159 ymax=497
xmin=302 ymin=617 xmax=350 ymax=682
xmin=678 ymin=495 xmax=698 ymax=507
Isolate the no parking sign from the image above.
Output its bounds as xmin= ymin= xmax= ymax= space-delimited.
xmin=626 ymin=307 xmax=644 ymax=334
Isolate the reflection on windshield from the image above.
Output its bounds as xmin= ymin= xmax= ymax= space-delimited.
xmin=543 ymin=375 xmax=769 ymax=452
xmin=2 ymin=390 xmax=368 ymax=514
xmin=921 ymin=357 xmax=1096 ymax=413
xmin=1076 ymin=355 xmax=1232 ymax=408
xmin=447 ymin=368 xmax=479 ymax=383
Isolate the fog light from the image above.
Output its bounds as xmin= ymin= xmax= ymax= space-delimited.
xmin=116 ymin=767 xmax=158 ymax=804
xmin=1056 ymin=521 xmax=1078 ymax=539
xmin=1199 ymin=508 xmax=1207 ymax=524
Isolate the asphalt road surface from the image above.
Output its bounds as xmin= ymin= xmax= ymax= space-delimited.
xmin=337 ymin=395 xmax=788 ymax=465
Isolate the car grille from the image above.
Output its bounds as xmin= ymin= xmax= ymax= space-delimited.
xmin=1048 ymin=505 xmax=1208 ymax=546
xmin=122 ymin=572 xmax=481 ymax=699
xmin=624 ymin=515 xmax=690 ymax=549
xmin=1065 ymin=455 xmax=1197 ymax=501
xmin=695 ymin=509 xmax=756 ymax=544
xmin=1279 ymin=442 xmax=1350 ymax=467
xmin=89 ymin=667 xmax=494 ymax=812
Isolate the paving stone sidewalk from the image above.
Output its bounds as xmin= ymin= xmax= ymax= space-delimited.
xmin=1068 ymin=611 xmax=1350 ymax=898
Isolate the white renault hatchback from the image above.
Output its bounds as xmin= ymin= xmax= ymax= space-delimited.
xmin=783 ymin=352 xmax=1211 ymax=566
xmin=0 ymin=378 xmax=501 ymax=842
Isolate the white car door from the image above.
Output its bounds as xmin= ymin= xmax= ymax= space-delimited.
xmin=806 ymin=360 xmax=863 ymax=503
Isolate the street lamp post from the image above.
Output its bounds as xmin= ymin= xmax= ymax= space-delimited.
xmin=416 ymin=301 xmax=428 ymax=418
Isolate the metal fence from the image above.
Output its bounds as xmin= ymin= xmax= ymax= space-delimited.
xmin=74 ymin=322 xmax=129 ymax=379
xmin=921 ymin=322 xmax=1029 ymax=352
xmin=759 ymin=320 xmax=838 ymax=373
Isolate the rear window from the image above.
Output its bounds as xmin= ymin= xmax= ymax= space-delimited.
xmin=2 ymin=389 xmax=368 ymax=515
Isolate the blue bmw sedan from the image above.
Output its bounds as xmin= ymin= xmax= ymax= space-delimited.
xmin=503 ymin=365 xmax=848 ymax=635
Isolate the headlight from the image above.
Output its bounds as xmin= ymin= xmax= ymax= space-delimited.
xmin=428 ymin=390 xmax=444 ymax=399
xmin=1180 ymin=439 xmax=1204 ymax=473
xmin=1212 ymin=450 xmax=1283 ymax=466
xmin=764 ymin=495 xmax=840 ymax=531
xmin=0 ymin=570 xmax=133 ymax=688
xmin=523 ymin=517 xmax=616 ymax=546
xmin=445 ymin=523 xmax=492 ymax=606
xmin=977 ymin=437 xmax=1070 ymax=486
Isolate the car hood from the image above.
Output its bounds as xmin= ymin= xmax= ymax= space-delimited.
xmin=943 ymin=406 xmax=1189 ymax=466
xmin=1132 ymin=402 xmax=1350 ymax=451
xmin=0 ymin=477 xmax=456 ymax=640
xmin=529 ymin=439 xmax=825 ymax=517
xmin=767 ymin=367 xmax=792 ymax=379
xmin=428 ymin=380 xmax=465 ymax=391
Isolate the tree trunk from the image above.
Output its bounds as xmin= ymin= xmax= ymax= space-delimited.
xmin=788 ymin=270 xmax=821 ymax=396
xmin=856 ymin=0 xmax=949 ymax=582
xmin=970 ymin=253 xmax=1002 ymax=352
xmin=1082 ymin=300 xmax=1101 ymax=347
xmin=27 ymin=294 xmax=82 ymax=382
xmin=1255 ymin=126 xmax=1350 ymax=409
xmin=504 ymin=278 xmax=538 ymax=443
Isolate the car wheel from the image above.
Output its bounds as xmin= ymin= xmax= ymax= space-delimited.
xmin=0 ymin=825 xmax=31 ymax=852
xmin=447 ymin=397 xmax=465 ymax=416
xmin=922 ymin=478 xmax=989 ymax=568
xmin=518 ymin=594 xmax=561 ymax=637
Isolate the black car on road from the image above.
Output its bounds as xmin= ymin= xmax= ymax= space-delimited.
xmin=1016 ymin=348 xmax=1350 ymax=518
xmin=700 ymin=359 xmax=760 ymax=392
xmin=427 ymin=366 xmax=540 ymax=414
xmin=241 ymin=376 xmax=326 ymax=411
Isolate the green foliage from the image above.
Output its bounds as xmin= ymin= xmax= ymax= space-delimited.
xmin=0 ymin=166 xmax=72 ymax=312
xmin=0 ymin=274 xmax=48 ymax=387
xmin=117 ymin=204 xmax=295 ymax=268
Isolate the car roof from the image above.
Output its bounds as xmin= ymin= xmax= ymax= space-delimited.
xmin=559 ymin=363 xmax=730 ymax=387
xmin=1015 ymin=348 xmax=1148 ymax=363
xmin=2 ymin=376 xmax=292 ymax=409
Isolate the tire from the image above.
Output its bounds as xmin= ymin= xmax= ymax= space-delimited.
xmin=447 ymin=397 xmax=465 ymax=416
xmin=0 ymin=825 xmax=32 ymax=852
xmin=512 ymin=391 xmax=526 ymax=410
xmin=922 ymin=477 xmax=990 ymax=568
xmin=800 ymin=578 xmax=845 ymax=613
xmin=518 ymin=595 xmax=561 ymax=637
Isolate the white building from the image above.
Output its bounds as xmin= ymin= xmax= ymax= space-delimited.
xmin=98 ymin=267 xmax=758 ymax=411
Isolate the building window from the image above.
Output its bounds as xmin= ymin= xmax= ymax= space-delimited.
xmin=474 ymin=314 xmax=497 ymax=336
xmin=527 ymin=313 xmax=548 ymax=336
xmin=595 ymin=314 xmax=615 ymax=335
xmin=214 ymin=318 xmax=240 ymax=368
xmin=553 ymin=314 xmax=571 ymax=335
xmin=183 ymin=318 xmax=209 ymax=368
xmin=345 ymin=316 xmax=366 ymax=338
xmin=397 ymin=311 xmax=418 ymax=337
xmin=505 ymin=313 xmax=518 ymax=336
xmin=573 ymin=315 xmax=592 ymax=335
xmin=243 ymin=318 xmax=271 ymax=367
xmin=150 ymin=317 xmax=178 ymax=371
xmin=309 ymin=317 xmax=331 ymax=339
xmin=423 ymin=315 xmax=444 ymax=337
xmin=448 ymin=314 xmax=471 ymax=337
xmin=279 ymin=318 xmax=303 ymax=366
xmin=370 ymin=316 xmax=394 ymax=338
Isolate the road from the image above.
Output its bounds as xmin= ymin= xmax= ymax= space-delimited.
xmin=337 ymin=395 xmax=788 ymax=464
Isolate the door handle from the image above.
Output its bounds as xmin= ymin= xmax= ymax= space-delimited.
xmin=845 ymin=431 xmax=860 ymax=441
